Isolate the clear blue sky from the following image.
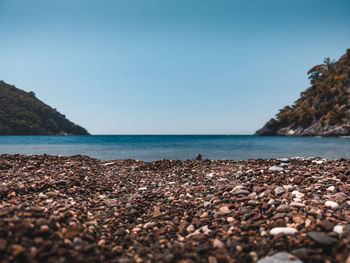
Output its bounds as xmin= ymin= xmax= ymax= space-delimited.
xmin=0 ymin=0 xmax=349 ymax=134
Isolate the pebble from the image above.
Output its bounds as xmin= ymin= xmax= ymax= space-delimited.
xmin=325 ymin=200 xmax=339 ymax=209
xmin=269 ymin=166 xmax=284 ymax=172
xmin=219 ymin=206 xmax=231 ymax=214
xmin=206 ymin=173 xmax=214 ymax=178
xmin=213 ymin=238 xmax=225 ymax=249
xmin=227 ymin=217 xmax=235 ymax=223
xmin=290 ymin=202 xmax=305 ymax=208
xmin=291 ymin=190 xmax=304 ymax=199
xmin=0 ymin=154 xmax=347 ymax=262
xmin=276 ymin=204 xmax=290 ymax=212
xmin=274 ymin=187 xmax=285 ymax=195
xmin=270 ymin=227 xmax=298 ymax=235
xmin=327 ymin=186 xmax=335 ymax=192
xmin=308 ymin=231 xmax=336 ymax=246
xmin=333 ymin=225 xmax=343 ymax=234
xmin=232 ymin=189 xmax=250 ymax=195
xmin=257 ymin=252 xmax=302 ymax=263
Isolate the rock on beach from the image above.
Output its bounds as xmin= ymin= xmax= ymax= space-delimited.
xmin=0 ymin=154 xmax=348 ymax=262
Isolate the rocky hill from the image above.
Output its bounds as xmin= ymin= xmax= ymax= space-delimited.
xmin=0 ymin=81 xmax=89 ymax=135
xmin=256 ymin=48 xmax=350 ymax=136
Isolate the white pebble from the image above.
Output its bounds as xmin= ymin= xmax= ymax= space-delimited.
xmin=333 ymin=225 xmax=343 ymax=234
xmin=325 ymin=200 xmax=339 ymax=209
xmin=269 ymin=166 xmax=284 ymax=172
xmin=205 ymin=173 xmax=214 ymax=178
xmin=203 ymin=201 xmax=211 ymax=207
xmin=138 ymin=187 xmax=147 ymax=191
xmin=327 ymin=186 xmax=335 ymax=192
xmin=292 ymin=190 xmax=304 ymax=199
xmin=270 ymin=227 xmax=297 ymax=235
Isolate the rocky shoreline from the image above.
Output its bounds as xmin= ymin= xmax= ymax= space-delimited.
xmin=0 ymin=154 xmax=349 ymax=262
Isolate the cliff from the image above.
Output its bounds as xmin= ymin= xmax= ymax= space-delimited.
xmin=0 ymin=81 xmax=89 ymax=135
xmin=256 ymin=48 xmax=350 ymax=136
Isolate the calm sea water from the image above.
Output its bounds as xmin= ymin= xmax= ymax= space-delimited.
xmin=0 ymin=135 xmax=349 ymax=161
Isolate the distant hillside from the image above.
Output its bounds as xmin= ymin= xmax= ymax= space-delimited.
xmin=256 ymin=48 xmax=350 ymax=137
xmin=0 ymin=81 xmax=89 ymax=135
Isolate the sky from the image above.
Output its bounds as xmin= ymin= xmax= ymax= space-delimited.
xmin=0 ymin=0 xmax=349 ymax=134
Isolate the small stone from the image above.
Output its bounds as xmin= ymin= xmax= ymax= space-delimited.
xmin=325 ymin=201 xmax=339 ymax=209
xmin=203 ymin=201 xmax=211 ymax=207
xmin=227 ymin=217 xmax=235 ymax=223
xmin=276 ymin=204 xmax=290 ymax=212
xmin=250 ymin=251 xmax=258 ymax=262
xmin=213 ymin=238 xmax=225 ymax=249
xmin=39 ymin=225 xmax=49 ymax=233
xmin=333 ymin=225 xmax=343 ymax=234
xmin=292 ymin=216 xmax=304 ymax=224
xmin=153 ymin=207 xmax=162 ymax=218
xmin=232 ymin=190 xmax=250 ymax=195
xmin=219 ymin=206 xmax=230 ymax=214
xmin=206 ymin=173 xmax=214 ymax=178
xmin=270 ymin=227 xmax=297 ymax=235
xmin=248 ymin=192 xmax=257 ymax=199
xmin=186 ymin=225 xmax=194 ymax=233
xmin=308 ymin=231 xmax=335 ymax=246
xmin=274 ymin=187 xmax=285 ymax=195
xmin=132 ymin=227 xmax=141 ymax=233
xmin=257 ymin=252 xmax=302 ymax=263
xmin=138 ymin=187 xmax=147 ymax=191
xmin=326 ymin=186 xmax=335 ymax=192
xmin=317 ymin=220 xmax=333 ymax=231
xmin=269 ymin=166 xmax=284 ymax=172
xmin=98 ymin=239 xmax=105 ymax=246
xmin=268 ymin=199 xmax=275 ymax=205
xmin=291 ymin=191 xmax=304 ymax=199
xmin=290 ymin=202 xmax=305 ymax=208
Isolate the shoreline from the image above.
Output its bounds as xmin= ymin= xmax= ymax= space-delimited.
xmin=0 ymin=154 xmax=349 ymax=262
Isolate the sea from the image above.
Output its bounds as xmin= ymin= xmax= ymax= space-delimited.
xmin=0 ymin=135 xmax=349 ymax=161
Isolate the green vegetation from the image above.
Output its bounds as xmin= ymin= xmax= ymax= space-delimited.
xmin=0 ymin=81 xmax=89 ymax=135
xmin=276 ymin=49 xmax=350 ymax=128
xmin=257 ymin=48 xmax=350 ymax=136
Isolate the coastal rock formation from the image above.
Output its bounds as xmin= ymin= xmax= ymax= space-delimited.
xmin=256 ymin=48 xmax=350 ymax=136
xmin=0 ymin=154 xmax=349 ymax=262
xmin=0 ymin=81 xmax=89 ymax=135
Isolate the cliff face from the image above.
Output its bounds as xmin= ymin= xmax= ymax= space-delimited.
xmin=256 ymin=48 xmax=350 ymax=136
xmin=0 ymin=81 xmax=89 ymax=135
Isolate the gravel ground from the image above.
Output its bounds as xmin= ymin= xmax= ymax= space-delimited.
xmin=0 ymin=154 xmax=349 ymax=263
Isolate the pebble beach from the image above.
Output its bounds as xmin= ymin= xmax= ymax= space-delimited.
xmin=0 ymin=154 xmax=349 ymax=262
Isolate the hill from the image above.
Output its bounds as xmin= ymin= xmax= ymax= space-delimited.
xmin=0 ymin=81 xmax=89 ymax=135
xmin=256 ymin=48 xmax=350 ymax=136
